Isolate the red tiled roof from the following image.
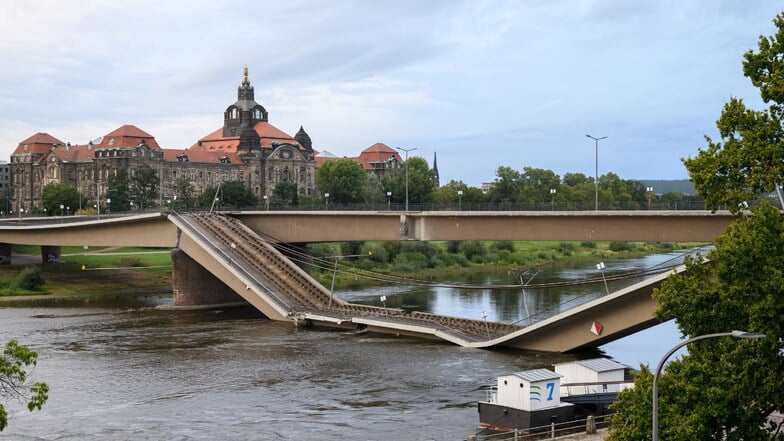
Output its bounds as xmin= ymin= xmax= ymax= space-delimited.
xmin=192 ymin=122 xmax=301 ymax=152
xmin=50 ymin=144 xmax=95 ymax=162
xmin=12 ymin=132 xmax=65 ymax=155
xmin=162 ymin=148 xmax=243 ymax=164
xmin=97 ymin=125 xmax=160 ymax=149
xmin=355 ymin=142 xmax=402 ymax=170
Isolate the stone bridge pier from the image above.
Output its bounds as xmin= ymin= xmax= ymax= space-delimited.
xmin=171 ymin=249 xmax=246 ymax=307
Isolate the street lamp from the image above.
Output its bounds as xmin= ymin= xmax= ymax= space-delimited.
xmin=652 ymin=330 xmax=765 ymax=441
xmin=263 ymin=195 xmax=269 ymax=211
xmin=324 ymin=192 xmax=329 ymax=210
xmin=586 ymin=134 xmax=607 ymax=211
xmin=106 ymin=198 xmax=111 ymax=215
xmin=646 ymin=186 xmax=654 ymax=210
xmin=550 ymin=188 xmax=556 ymax=210
xmin=457 ymin=190 xmax=463 ymax=211
xmin=396 ymin=147 xmax=417 ymax=211
xmin=386 ymin=191 xmax=391 ymax=210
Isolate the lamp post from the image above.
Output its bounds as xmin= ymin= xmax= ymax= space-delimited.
xmin=263 ymin=195 xmax=269 ymax=211
xmin=586 ymin=134 xmax=607 ymax=210
xmin=652 ymin=330 xmax=765 ymax=441
xmin=550 ymin=188 xmax=556 ymax=210
xmin=324 ymin=192 xmax=329 ymax=210
xmin=60 ymin=204 xmax=64 ymax=217
xmin=396 ymin=147 xmax=417 ymax=211
xmin=457 ymin=190 xmax=463 ymax=211
xmin=646 ymin=186 xmax=654 ymax=210
xmin=106 ymin=198 xmax=111 ymax=215
xmin=386 ymin=191 xmax=391 ymax=210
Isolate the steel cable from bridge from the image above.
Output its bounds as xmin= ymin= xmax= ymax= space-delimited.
xmin=264 ymin=231 xmax=705 ymax=291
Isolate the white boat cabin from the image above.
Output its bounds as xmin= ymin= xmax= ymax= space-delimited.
xmin=553 ymin=358 xmax=629 ymax=395
xmin=494 ymin=369 xmax=565 ymax=411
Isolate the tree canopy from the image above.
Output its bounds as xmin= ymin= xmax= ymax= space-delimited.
xmin=383 ymin=156 xmax=435 ymax=205
xmin=41 ymin=183 xmax=81 ymax=215
xmin=684 ymin=13 xmax=784 ymax=213
xmin=130 ymin=166 xmax=159 ymax=209
xmin=316 ymin=159 xmax=367 ymax=204
xmin=1 ymin=340 xmax=49 ymax=431
xmin=608 ymin=203 xmax=784 ymax=440
xmin=107 ymin=169 xmax=130 ymax=212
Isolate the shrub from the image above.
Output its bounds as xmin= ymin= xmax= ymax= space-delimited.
xmin=556 ymin=242 xmax=577 ymax=255
xmin=511 ymin=252 xmax=530 ymax=265
xmin=581 ymin=241 xmax=597 ymax=249
xmin=609 ymin=241 xmax=636 ymax=252
xmin=459 ymin=241 xmax=486 ymax=261
xmin=446 ymin=240 xmax=461 ymax=253
xmin=17 ymin=266 xmax=44 ymax=291
xmin=491 ymin=240 xmax=515 ymax=252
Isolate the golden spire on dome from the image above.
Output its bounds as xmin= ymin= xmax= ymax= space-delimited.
xmin=242 ymin=65 xmax=250 ymax=86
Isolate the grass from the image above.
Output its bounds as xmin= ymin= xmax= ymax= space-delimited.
xmin=0 ymin=249 xmax=173 ymax=298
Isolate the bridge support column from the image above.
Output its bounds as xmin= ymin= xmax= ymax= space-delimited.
xmin=0 ymin=243 xmax=11 ymax=265
xmin=171 ymin=249 xmax=246 ymax=306
xmin=41 ymin=246 xmax=61 ymax=264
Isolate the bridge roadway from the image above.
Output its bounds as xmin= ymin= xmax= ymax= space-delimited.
xmin=0 ymin=210 xmax=726 ymax=351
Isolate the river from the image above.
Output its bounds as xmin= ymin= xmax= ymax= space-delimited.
xmin=0 ymin=250 xmax=699 ymax=440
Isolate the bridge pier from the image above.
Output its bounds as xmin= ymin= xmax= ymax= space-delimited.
xmin=0 ymin=243 xmax=11 ymax=265
xmin=171 ymin=249 xmax=247 ymax=307
xmin=41 ymin=246 xmax=61 ymax=264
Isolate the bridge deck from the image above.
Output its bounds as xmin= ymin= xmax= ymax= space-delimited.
xmin=174 ymin=213 xmax=524 ymax=345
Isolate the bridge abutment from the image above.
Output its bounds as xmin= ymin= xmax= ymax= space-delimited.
xmin=171 ymin=249 xmax=246 ymax=307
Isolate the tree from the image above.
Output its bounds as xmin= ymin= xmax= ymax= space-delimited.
xmin=433 ymin=180 xmax=484 ymax=205
xmin=607 ymin=204 xmax=784 ymax=441
xmin=41 ymin=183 xmax=81 ymax=215
xmin=217 ymin=181 xmax=257 ymax=209
xmin=1 ymin=340 xmax=49 ymax=431
xmin=382 ymin=156 xmax=435 ymax=205
xmin=272 ymin=181 xmax=299 ymax=206
xmin=107 ymin=169 xmax=130 ymax=212
xmin=173 ymin=178 xmax=197 ymax=211
xmin=684 ymin=13 xmax=784 ymax=213
xmin=130 ymin=166 xmax=159 ymax=209
xmin=520 ymin=167 xmax=560 ymax=204
xmin=487 ymin=166 xmax=523 ymax=203
xmin=316 ymin=159 xmax=367 ymax=204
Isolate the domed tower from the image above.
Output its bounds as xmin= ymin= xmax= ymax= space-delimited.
xmin=294 ymin=126 xmax=313 ymax=152
xmin=223 ymin=66 xmax=268 ymax=146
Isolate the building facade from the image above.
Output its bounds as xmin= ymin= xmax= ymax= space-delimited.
xmin=9 ymin=67 xmax=316 ymax=213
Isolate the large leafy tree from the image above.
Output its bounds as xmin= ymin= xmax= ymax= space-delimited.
xmin=382 ymin=156 xmax=435 ymax=205
xmin=217 ymin=181 xmax=257 ymax=209
xmin=41 ymin=183 xmax=81 ymax=215
xmin=487 ymin=166 xmax=523 ymax=203
xmin=107 ymin=169 xmax=130 ymax=212
xmin=520 ymin=167 xmax=560 ymax=204
xmin=433 ymin=180 xmax=484 ymax=205
xmin=130 ymin=166 xmax=159 ymax=209
xmin=1 ymin=340 xmax=49 ymax=431
xmin=316 ymin=159 xmax=367 ymax=204
xmin=272 ymin=181 xmax=299 ymax=206
xmin=608 ymin=203 xmax=784 ymax=440
xmin=684 ymin=13 xmax=784 ymax=213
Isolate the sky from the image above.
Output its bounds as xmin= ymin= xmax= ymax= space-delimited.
xmin=0 ymin=0 xmax=781 ymax=187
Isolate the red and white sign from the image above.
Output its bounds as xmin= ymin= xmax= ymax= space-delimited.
xmin=590 ymin=321 xmax=603 ymax=336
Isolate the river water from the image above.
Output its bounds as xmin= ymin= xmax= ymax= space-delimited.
xmin=0 ymin=250 xmax=699 ymax=440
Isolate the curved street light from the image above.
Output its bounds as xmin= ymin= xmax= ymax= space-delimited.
xmin=586 ymin=134 xmax=607 ymax=210
xmin=396 ymin=147 xmax=417 ymax=211
xmin=652 ymin=330 xmax=766 ymax=441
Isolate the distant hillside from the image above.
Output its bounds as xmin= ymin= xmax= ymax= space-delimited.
xmin=640 ymin=179 xmax=696 ymax=195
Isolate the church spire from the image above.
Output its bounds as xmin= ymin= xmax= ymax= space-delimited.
xmin=432 ymin=151 xmax=440 ymax=187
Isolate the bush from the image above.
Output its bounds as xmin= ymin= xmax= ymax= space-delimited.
xmin=459 ymin=241 xmax=486 ymax=261
xmin=581 ymin=241 xmax=597 ymax=249
xmin=609 ymin=241 xmax=636 ymax=252
xmin=17 ymin=266 xmax=44 ymax=291
xmin=446 ymin=240 xmax=461 ymax=253
xmin=556 ymin=242 xmax=577 ymax=255
xmin=491 ymin=240 xmax=515 ymax=252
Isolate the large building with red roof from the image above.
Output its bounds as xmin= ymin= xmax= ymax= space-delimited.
xmin=9 ymin=68 xmax=316 ymax=212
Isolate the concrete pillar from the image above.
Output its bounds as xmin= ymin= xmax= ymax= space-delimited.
xmin=41 ymin=246 xmax=61 ymax=264
xmin=171 ymin=249 xmax=246 ymax=306
xmin=586 ymin=415 xmax=597 ymax=434
xmin=0 ymin=243 xmax=11 ymax=265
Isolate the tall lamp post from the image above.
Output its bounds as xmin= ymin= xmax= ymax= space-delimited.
xmin=457 ymin=190 xmax=463 ymax=211
xmin=324 ymin=192 xmax=329 ymax=210
xmin=652 ymin=330 xmax=765 ymax=441
xmin=396 ymin=147 xmax=417 ymax=211
xmin=586 ymin=134 xmax=607 ymax=210
xmin=386 ymin=191 xmax=391 ymax=210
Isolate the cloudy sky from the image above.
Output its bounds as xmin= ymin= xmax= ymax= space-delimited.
xmin=0 ymin=1 xmax=780 ymax=186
